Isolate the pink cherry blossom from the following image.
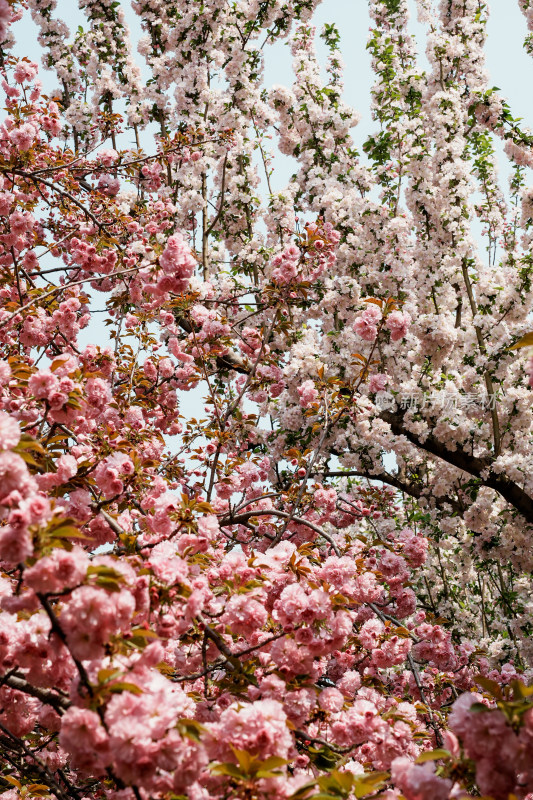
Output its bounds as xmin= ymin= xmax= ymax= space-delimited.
xmin=13 ymin=61 xmax=38 ymax=84
xmin=0 ymin=412 xmax=20 ymax=450
xmin=298 ymin=379 xmax=319 ymax=408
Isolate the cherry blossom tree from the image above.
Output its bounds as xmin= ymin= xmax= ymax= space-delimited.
xmin=0 ymin=1 xmax=533 ymax=799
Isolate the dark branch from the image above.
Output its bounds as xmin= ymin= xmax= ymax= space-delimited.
xmin=380 ymin=409 xmax=533 ymax=525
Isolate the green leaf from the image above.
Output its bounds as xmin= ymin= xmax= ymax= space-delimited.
xmin=107 ymin=682 xmax=143 ymax=695
xmin=256 ymin=756 xmax=289 ymax=771
xmin=177 ymin=719 xmax=206 ymax=743
xmin=87 ymin=565 xmax=125 ymax=579
xmin=509 ymin=331 xmax=533 ymax=350
xmin=230 ymin=747 xmax=254 ymax=773
xmin=50 ymin=525 xmax=90 ymax=540
xmin=308 ymin=745 xmax=340 ymax=770
xmin=255 ymin=769 xmax=286 ymax=779
xmin=28 ymin=787 xmax=52 ymax=797
xmin=94 ymin=577 xmax=122 ymax=592
xmin=128 ymin=627 xmax=159 ymax=647
xmin=4 ymin=777 xmax=22 ymax=790
xmin=475 ymin=675 xmax=503 ymax=699
xmin=87 ymin=565 xmax=125 ymax=589
xmin=209 ymin=763 xmax=245 ymax=779
xmin=352 ymin=772 xmax=390 ymax=798
xmin=288 ymin=780 xmax=316 ymax=800
xmin=16 ymin=434 xmax=46 ymax=453
xmin=511 ymin=679 xmax=533 ymax=699
xmin=470 ymin=702 xmax=491 ymax=713
xmin=318 ymin=771 xmax=354 ymax=795
xmin=97 ymin=668 xmax=122 ymax=684
xmin=415 ymin=749 xmax=451 ymax=764
xmin=17 ymin=451 xmax=44 ymax=468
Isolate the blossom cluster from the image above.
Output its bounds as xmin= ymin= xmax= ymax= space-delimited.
xmin=0 ymin=1 xmax=531 ymax=800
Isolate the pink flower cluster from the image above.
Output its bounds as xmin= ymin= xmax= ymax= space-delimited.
xmin=448 ymin=692 xmax=533 ymax=799
xmin=391 ymin=756 xmax=452 ymax=800
xmin=158 ymin=232 xmax=197 ymax=292
xmin=298 ymin=379 xmax=318 ymax=407
xmin=93 ymin=452 xmax=135 ymax=499
xmin=271 ymin=244 xmax=301 ymax=284
xmin=386 ymin=310 xmax=411 ymax=341
xmin=0 ymin=3 xmax=531 ymax=800
xmin=354 ymin=304 xmax=381 ymax=341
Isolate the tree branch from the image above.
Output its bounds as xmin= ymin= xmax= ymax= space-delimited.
xmin=0 ymin=671 xmax=69 ymax=712
xmin=380 ymin=408 xmax=533 ymax=524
